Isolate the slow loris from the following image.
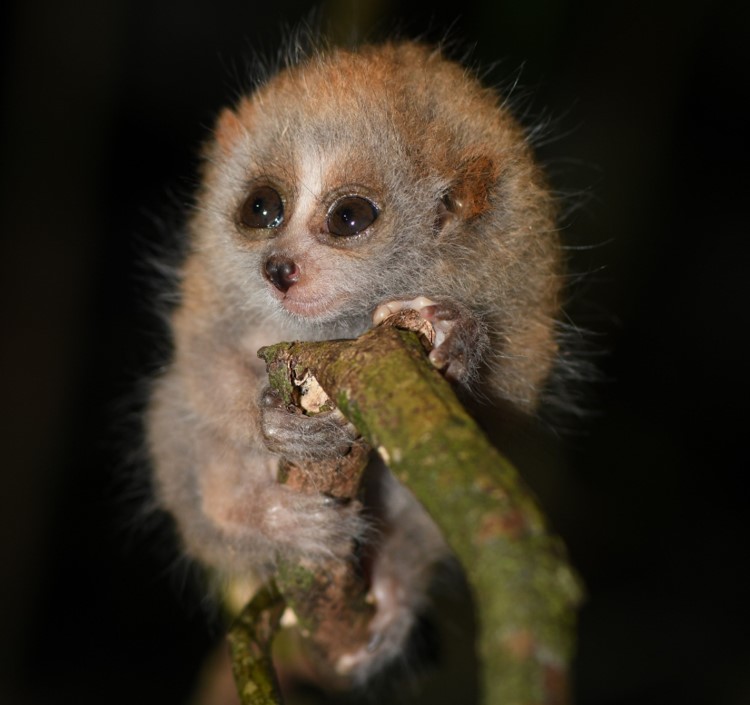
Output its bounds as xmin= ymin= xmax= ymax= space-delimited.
xmin=147 ymin=40 xmax=561 ymax=683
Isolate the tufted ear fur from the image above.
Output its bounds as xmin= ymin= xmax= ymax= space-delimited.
xmin=213 ymin=108 xmax=243 ymax=154
xmin=213 ymin=98 xmax=256 ymax=155
xmin=439 ymin=153 xmax=498 ymax=227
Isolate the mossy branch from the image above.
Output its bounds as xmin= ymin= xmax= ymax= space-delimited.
xmin=228 ymin=582 xmax=285 ymax=705
xmin=231 ymin=315 xmax=582 ymax=704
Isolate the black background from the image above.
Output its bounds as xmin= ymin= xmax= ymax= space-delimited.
xmin=1 ymin=1 xmax=749 ymax=703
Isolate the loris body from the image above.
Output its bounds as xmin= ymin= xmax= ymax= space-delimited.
xmin=148 ymin=41 xmax=561 ymax=684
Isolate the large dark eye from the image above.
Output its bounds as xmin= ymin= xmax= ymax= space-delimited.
xmin=240 ymin=186 xmax=284 ymax=228
xmin=327 ymin=196 xmax=378 ymax=237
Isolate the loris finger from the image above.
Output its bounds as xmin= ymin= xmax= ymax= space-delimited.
xmin=373 ymin=298 xmax=485 ymax=383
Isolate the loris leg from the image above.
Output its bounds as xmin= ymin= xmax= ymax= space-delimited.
xmin=149 ymin=380 xmax=369 ymax=571
xmin=337 ymin=464 xmax=451 ymax=682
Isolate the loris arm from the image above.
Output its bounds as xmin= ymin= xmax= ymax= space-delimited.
xmin=147 ymin=318 xmax=367 ymax=572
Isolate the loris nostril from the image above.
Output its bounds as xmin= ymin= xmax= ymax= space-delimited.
xmin=264 ymin=255 xmax=300 ymax=293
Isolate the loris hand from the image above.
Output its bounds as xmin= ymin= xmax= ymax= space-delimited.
xmin=260 ymin=387 xmax=359 ymax=460
xmin=372 ymin=296 xmax=488 ymax=384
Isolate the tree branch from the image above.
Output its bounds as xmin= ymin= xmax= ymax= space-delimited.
xmin=230 ymin=315 xmax=582 ymax=704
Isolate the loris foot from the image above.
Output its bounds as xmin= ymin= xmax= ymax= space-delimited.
xmin=372 ymin=297 xmax=487 ymax=384
xmin=333 ymin=573 xmax=417 ymax=682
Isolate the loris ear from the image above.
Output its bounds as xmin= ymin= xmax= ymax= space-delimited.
xmin=213 ymin=99 xmax=255 ymax=155
xmin=438 ymin=153 xmax=498 ymax=228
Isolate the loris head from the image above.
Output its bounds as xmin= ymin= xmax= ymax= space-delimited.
xmin=188 ymin=41 xmax=560 ymax=402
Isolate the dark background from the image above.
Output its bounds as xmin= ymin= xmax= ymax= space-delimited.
xmin=1 ymin=0 xmax=748 ymax=703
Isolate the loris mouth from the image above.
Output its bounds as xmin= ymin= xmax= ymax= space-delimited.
xmin=273 ymin=289 xmax=345 ymax=319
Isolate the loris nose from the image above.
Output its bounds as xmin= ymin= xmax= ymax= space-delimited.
xmin=264 ymin=255 xmax=300 ymax=293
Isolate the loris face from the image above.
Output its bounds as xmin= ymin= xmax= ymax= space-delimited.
xmin=220 ymin=144 xmax=402 ymax=325
xmin=239 ymin=181 xmax=380 ymax=319
xmin=187 ymin=43 xmax=529 ymax=339
xmin=192 ymin=77 xmax=445 ymax=334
